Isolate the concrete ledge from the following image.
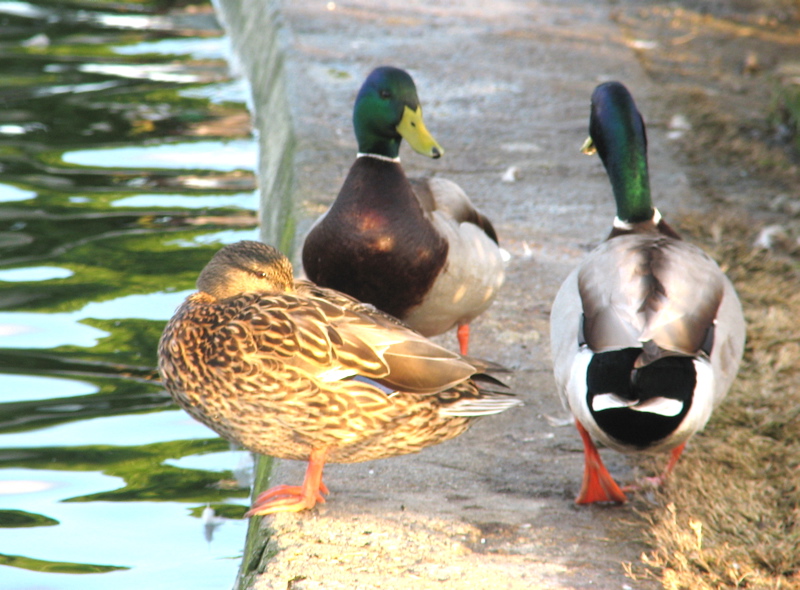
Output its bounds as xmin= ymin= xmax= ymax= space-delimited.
xmin=216 ymin=1 xmax=700 ymax=588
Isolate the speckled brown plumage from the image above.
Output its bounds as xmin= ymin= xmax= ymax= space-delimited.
xmin=158 ymin=240 xmax=519 ymax=515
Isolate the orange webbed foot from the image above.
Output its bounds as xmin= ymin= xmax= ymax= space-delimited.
xmin=574 ymin=421 xmax=628 ymax=505
xmin=621 ymin=442 xmax=687 ymax=494
xmin=245 ymin=448 xmax=329 ymax=517
xmin=457 ymin=323 xmax=470 ymax=356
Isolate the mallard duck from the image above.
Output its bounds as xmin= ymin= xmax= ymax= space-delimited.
xmin=158 ymin=240 xmax=520 ymax=516
xmin=550 ymin=82 xmax=746 ymax=504
xmin=302 ymin=66 xmax=504 ymax=356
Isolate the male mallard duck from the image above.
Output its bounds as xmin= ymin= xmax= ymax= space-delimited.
xmin=302 ymin=66 xmax=504 ymax=356
xmin=159 ymin=240 xmax=520 ymax=516
xmin=550 ymin=82 xmax=746 ymax=504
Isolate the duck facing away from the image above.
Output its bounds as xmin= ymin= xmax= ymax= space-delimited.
xmin=159 ymin=240 xmax=520 ymax=516
xmin=302 ymin=66 xmax=504 ymax=356
xmin=550 ymin=82 xmax=746 ymax=504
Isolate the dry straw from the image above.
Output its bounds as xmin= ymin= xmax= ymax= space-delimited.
xmin=627 ymin=211 xmax=800 ymax=590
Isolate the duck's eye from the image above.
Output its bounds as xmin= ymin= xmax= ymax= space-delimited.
xmin=258 ymin=272 xmax=268 ymax=278
xmin=379 ymin=89 xmax=391 ymax=99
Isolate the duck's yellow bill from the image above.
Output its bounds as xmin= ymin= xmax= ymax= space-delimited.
xmin=396 ymin=105 xmax=443 ymax=159
xmin=580 ymin=136 xmax=596 ymax=155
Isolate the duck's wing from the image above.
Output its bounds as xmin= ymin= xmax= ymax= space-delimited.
xmin=577 ymin=234 xmax=726 ymax=358
xmin=710 ymin=274 xmax=746 ymax=404
xmin=410 ymin=177 xmax=499 ymax=244
xmin=550 ymin=265 xmax=584 ymax=402
xmin=288 ymin=281 xmax=487 ymax=394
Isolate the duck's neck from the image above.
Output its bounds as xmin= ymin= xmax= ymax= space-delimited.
xmin=594 ymin=107 xmax=654 ymax=224
xmin=357 ymin=152 xmax=401 ymax=163
xmin=356 ymin=135 xmax=402 ymax=159
xmin=605 ymin=143 xmax=653 ymax=224
xmin=354 ymin=114 xmax=403 ymax=159
xmin=613 ymin=208 xmax=661 ymax=231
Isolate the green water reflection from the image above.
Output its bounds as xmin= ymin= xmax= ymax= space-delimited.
xmin=0 ymin=509 xmax=58 ymax=527
xmin=0 ymin=552 xmax=129 ymax=575
xmin=0 ymin=1 xmax=259 ymax=587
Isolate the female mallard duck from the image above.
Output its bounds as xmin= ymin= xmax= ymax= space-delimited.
xmin=302 ymin=66 xmax=504 ymax=356
xmin=550 ymin=82 xmax=746 ymax=504
xmin=159 ymin=240 xmax=520 ymax=516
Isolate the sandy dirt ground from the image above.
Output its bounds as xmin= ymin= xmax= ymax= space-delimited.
xmin=244 ymin=0 xmax=786 ymax=588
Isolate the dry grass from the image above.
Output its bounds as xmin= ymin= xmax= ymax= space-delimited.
xmin=610 ymin=4 xmax=800 ymax=585
xmin=627 ymin=212 xmax=800 ymax=589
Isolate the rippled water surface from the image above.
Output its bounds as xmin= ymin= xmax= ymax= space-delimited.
xmin=0 ymin=1 xmax=260 ymax=588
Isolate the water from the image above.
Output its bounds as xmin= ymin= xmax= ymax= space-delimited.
xmin=0 ymin=1 xmax=262 ymax=588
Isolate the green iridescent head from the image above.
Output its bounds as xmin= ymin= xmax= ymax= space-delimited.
xmin=583 ymin=81 xmax=654 ymax=224
xmin=353 ymin=66 xmax=443 ymax=160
